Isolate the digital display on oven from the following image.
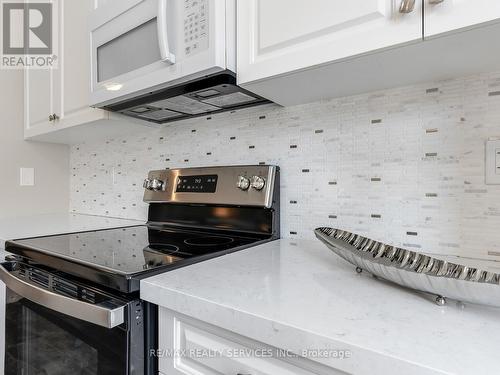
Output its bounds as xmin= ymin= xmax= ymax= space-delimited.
xmin=176 ymin=175 xmax=218 ymax=193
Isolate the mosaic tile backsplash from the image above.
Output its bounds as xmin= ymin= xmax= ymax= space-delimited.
xmin=71 ymin=70 xmax=500 ymax=260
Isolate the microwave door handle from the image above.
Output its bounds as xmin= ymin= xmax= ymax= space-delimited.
xmin=0 ymin=264 xmax=125 ymax=329
xmin=158 ymin=0 xmax=176 ymax=64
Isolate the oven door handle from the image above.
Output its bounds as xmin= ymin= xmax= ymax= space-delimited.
xmin=0 ymin=264 xmax=125 ymax=329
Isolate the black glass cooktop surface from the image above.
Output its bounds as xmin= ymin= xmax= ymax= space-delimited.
xmin=9 ymin=225 xmax=261 ymax=276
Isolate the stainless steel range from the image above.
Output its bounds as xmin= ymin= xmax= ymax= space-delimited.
xmin=1 ymin=165 xmax=280 ymax=375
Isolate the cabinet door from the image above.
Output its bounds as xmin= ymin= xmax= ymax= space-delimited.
xmin=158 ymin=308 xmax=342 ymax=375
xmin=61 ymin=0 xmax=106 ymax=126
xmin=24 ymin=0 xmax=107 ymax=140
xmin=237 ymin=0 xmax=423 ymax=85
xmin=424 ymin=0 xmax=500 ymax=37
xmin=24 ymin=68 xmax=59 ymax=134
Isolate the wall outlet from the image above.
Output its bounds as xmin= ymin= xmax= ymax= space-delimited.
xmin=486 ymin=140 xmax=500 ymax=185
xmin=20 ymin=168 xmax=35 ymax=186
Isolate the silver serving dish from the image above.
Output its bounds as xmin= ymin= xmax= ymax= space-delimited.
xmin=315 ymin=227 xmax=500 ymax=307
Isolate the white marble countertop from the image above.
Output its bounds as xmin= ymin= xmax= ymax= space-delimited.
xmin=0 ymin=213 xmax=143 ymax=259
xmin=141 ymin=238 xmax=500 ymax=375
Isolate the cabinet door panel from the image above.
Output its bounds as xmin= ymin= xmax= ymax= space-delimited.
xmin=424 ymin=0 xmax=500 ymax=37
xmin=158 ymin=308 xmax=342 ymax=375
xmin=238 ymin=0 xmax=423 ymax=85
xmin=25 ymin=69 xmax=55 ymax=130
xmin=258 ymin=0 xmax=386 ymax=50
xmin=24 ymin=0 xmax=108 ymax=141
xmin=63 ymin=0 xmax=93 ymax=116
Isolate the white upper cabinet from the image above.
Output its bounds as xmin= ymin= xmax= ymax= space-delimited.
xmin=424 ymin=0 xmax=500 ymax=37
xmin=24 ymin=0 xmax=120 ymax=143
xmin=237 ymin=0 xmax=423 ymax=85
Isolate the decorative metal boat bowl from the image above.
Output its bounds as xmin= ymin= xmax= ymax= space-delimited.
xmin=315 ymin=227 xmax=500 ymax=308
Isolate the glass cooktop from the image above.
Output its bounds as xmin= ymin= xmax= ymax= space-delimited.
xmin=10 ymin=225 xmax=261 ymax=275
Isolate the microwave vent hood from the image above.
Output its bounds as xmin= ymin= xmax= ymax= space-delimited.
xmin=98 ymin=72 xmax=270 ymax=124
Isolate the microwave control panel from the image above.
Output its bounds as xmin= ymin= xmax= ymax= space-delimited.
xmin=183 ymin=0 xmax=208 ymax=56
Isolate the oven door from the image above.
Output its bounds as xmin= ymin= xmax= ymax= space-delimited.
xmin=90 ymin=0 xmax=228 ymax=107
xmin=0 ymin=262 xmax=146 ymax=375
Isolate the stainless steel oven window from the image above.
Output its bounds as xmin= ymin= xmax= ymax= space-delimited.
xmin=97 ymin=18 xmax=161 ymax=83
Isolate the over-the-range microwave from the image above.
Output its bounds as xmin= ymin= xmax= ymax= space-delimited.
xmin=89 ymin=0 xmax=268 ymax=124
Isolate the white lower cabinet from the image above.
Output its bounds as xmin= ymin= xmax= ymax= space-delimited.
xmin=158 ymin=308 xmax=344 ymax=375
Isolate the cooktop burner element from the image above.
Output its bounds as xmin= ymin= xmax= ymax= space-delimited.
xmin=184 ymin=236 xmax=235 ymax=246
xmin=145 ymin=243 xmax=180 ymax=254
xmin=6 ymin=165 xmax=280 ymax=293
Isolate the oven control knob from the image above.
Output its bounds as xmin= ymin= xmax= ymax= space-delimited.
xmin=250 ymin=176 xmax=266 ymax=191
xmin=236 ymin=176 xmax=250 ymax=191
xmin=143 ymin=178 xmax=153 ymax=190
xmin=150 ymin=179 xmax=165 ymax=191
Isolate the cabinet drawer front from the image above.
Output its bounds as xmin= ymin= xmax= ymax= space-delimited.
xmin=158 ymin=308 xmax=343 ymax=375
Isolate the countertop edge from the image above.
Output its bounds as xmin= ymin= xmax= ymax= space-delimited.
xmin=141 ymin=273 xmax=448 ymax=375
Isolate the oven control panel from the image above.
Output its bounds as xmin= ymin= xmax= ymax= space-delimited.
xmin=143 ymin=166 xmax=278 ymax=208
xmin=176 ymin=174 xmax=218 ymax=193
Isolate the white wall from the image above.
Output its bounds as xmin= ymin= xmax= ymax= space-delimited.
xmin=70 ymin=70 xmax=500 ymax=261
xmin=0 ymin=70 xmax=69 ymax=219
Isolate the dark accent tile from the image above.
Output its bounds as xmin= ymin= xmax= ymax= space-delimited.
xmin=488 ymin=251 xmax=500 ymax=257
xmin=290 ymin=145 xmax=298 ymax=149
xmin=329 ymin=215 xmax=337 ymax=219
xmin=249 ymin=145 xmax=255 ymax=149
xmin=315 ymin=129 xmax=324 ymax=134
xmin=206 ymin=117 xmax=212 ymax=120
xmin=371 ymin=178 xmax=381 ymax=182
xmin=407 ymin=231 xmax=418 ymax=236
xmin=328 ymin=181 xmax=337 ymax=185
xmin=489 ymin=91 xmax=500 ymax=96
xmin=259 ymin=162 xmax=266 ymax=165
xmin=426 ymin=193 xmax=438 ymax=197
xmin=230 ymin=136 xmax=236 ymax=140
xmin=426 ymin=128 xmax=438 ymax=133
xmin=184 ymin=159 xmax=189 ymax=162
xmin=371 ymin=214 xmax=382 ymax=219
xmin=259 ymin=115 xmax=266 ymax=120
xmin=206 ymin=152 xmax=212 ymax=156
xmin=425 ymin=152 xmax=438 ymax=157
xmin=191 ymin=129 xmax=196 ymax=133
xmin=426 ymin=87 xmax=439 ymax=93
xmin=290 ymin=231 xmax=297 ymax=235
xmin=290 ymin=200 xmax=297 ymax=204
xmin=302 ymin=169 xmax=310 ymax=173
xmin=371 ymin=119 xmax=382 ymax=124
